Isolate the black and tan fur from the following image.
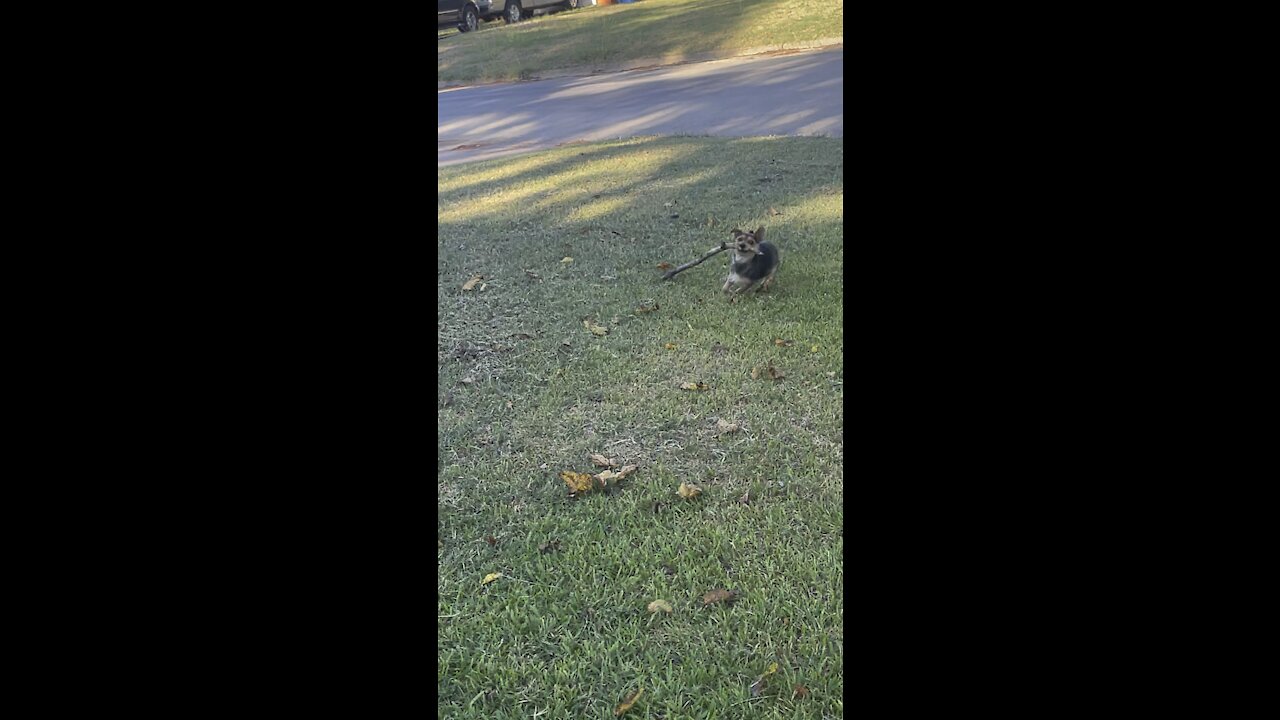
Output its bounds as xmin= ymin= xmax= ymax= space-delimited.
xmin=722 ymin=226 xmax=780 ymax=294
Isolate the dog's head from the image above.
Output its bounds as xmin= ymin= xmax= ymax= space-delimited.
xmin=730 ymin=226 xmax=766 ymax=255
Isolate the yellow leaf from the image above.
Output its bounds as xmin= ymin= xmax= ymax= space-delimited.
xmin=461 ymin=275 xmax=483 ymax=291
xmin=561 ymin=256 xmax=574 ymax=263
xmin=590 ymin=453 xmax=617 ymax=468
xmin=665 ymin=343 xmax=677 ymax=350
xmin=583 ymin=320 xmax=609 ymax=336
xmin=678 ymin=482 xmax=703 ymax=499
xmin=762 ymin=662 xmax=778 ymax=677
xmin=615 ymin=688 xmax=644 ymax=716
xmin=679 ymin=382 xmax=708 ymax=391
xmin=561 ymin=470 xmax=595 ymax=493
xmin=647 ymin=599 xmax=673 ymax=613
xmin=811 ymin=345 xmax=819 ymax=352
xmin=481 ymin=572 xmax=503 ymax=585
xmin=750 ymin=367 xmax=761 ymax=379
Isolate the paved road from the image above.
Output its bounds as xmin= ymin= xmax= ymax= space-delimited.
xmin=438 ymin=48 xmax=842 ymax=166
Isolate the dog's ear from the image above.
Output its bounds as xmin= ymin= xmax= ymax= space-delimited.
xmin=754 ymin=226 xmax=765 ymax=241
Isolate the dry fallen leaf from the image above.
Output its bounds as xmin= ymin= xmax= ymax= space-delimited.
xmin=614 ymin=688 xmax=644 ymax=716
xmin=561 ymin=470 xmax=596 ymax=494
xmin=769 ymin=207 xmax=783 ymax=216
xmin=793 ymin=685 xmax=810 ymax=699
xmin=635 ymin=302 xmax=659 ymax=313
xmin=716 ymin=418 xmax=740 ymax=434
xmin=767 ymin=364 xmax=785 ymax=380
xmin=811 ymin=345 xmax=819 ymax=352
xmin=484 ymin=535 xmax=497 ymax=547
xmin=702 ymin=588 xmax=735 ymax=605
xmin=590 ymin=453 xmax=617 ymax=468
xmin=657 ymin=262 xmax=673 ymax=270
xmin=678 ymin=482 xmax=703 ymax=499
xmin=462 ymin=275 xmax=483 ymax=291
xmin=679 ymin=382 xmax=709 ymax=391
xmin=524 ymin=269 xmax=542 ymax=280
xmin=481 ymin=572 xmax=503 ymax=585
xmin=664 ymin=343 xmax=677 ymax=350
xmin=561 ymin=257 xmax=574 ymax=263
xmin=738 ymin=489 xmax=751 ymax=504
xmin=582 ymin=320 xmax=610 ymax=336
xmin=538 ymin=539 xmax=561 ymax=554
xmin=647 ymin=599 xmax=673 ymax=613
xmin=595 ymin=464 xmax=638 ymax=484
xmin=773 ymin=338 xmax=794 ymax=346
xmin=750 ymin=367 xmax=761 ymax=379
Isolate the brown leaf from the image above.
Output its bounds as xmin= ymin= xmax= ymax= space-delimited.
xmin=647 ymin=599 xmax=673 ymax=613
xmin=524 ymin=269 xmax=542 ymax=280
xmin=767 ymin=364 xmax=785 ymax=380
xmin=664 ymin=343 xmax=677 ymax=350
xmin=656 ymin=262 xmax=673 ymax=270
xmin=614 ymin=688 xmax=644 ymax=716
xmin=773 ymin=338 xmax=794 ymax=346
xmin=462 ymin=274 xmax=483 ymax=291
xmin=769 ymin=207 xmax=783 ymax=216
xmin=635 ymin=302 xmax=660 ymax=313
xmin=716 ymin=418 xmax=740 ymax=434
xmin=678 ymin=482 xmax=703 ymax=499
xmin=538 ymin=539 xmax=561 ymax=554
xmin=484 ymin=535 xmax=497 ymax=547
xmin=582 ymin=320 xmax=609 ymax=336
xmin=561 ymin=470 xmax=595 ymax=494
xmin=595 ymin=464 xmax=638 ymax=485
xmin=750 ymin=367 xmax=761 ymax=379
xmin=793 ymin=685 xmax=810 ymax=699
xmin=702 ymin=588 xmax=735 ymax=605
xmin=738 ymin=490 xmax=751 ymax=504
xmin=590 ymin=453 xmax=616 ymax=468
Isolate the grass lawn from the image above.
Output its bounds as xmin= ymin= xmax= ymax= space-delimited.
xmin=438 ymin=0 xmax=844 ymax=85
xmin=438 ymin=135 xmax=843 ymax=718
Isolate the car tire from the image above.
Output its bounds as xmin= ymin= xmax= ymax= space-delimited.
xmin=504 ymin=1 xmax=523 ymax=23
xmin=459 ymin=5 xmax=480 ymax=32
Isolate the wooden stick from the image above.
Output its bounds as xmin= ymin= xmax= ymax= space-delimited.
xmin=662 ymin=243 xmax=728 ymax=281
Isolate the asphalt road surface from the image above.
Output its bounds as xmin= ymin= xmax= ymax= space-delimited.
xmin=438 ymin=48 xmax=842 ymax=166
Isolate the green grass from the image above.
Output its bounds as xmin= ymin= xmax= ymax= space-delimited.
xmin=438 ymin=0 xmax=844 ymax=85
xmin=438 ymin=135 xmax=843 ymax=718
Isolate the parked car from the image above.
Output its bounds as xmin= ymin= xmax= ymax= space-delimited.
xmin=438 ymin=0 xmax=491 ymax=33
xmin=490 ymin=0 xmax=580 ymax=25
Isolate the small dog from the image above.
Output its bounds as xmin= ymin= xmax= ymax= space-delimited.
xmin=722 ymin=226 xmax=780 ymax=295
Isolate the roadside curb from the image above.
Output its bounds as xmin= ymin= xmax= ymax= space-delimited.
xmin=437 ymin=38 xmax=843 ymax=91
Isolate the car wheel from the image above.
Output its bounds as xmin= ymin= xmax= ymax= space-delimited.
xmin=459 ymin=5 xmax=480 ymax=32
xmin=504 ymin=1 xmax=523 ymax=24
